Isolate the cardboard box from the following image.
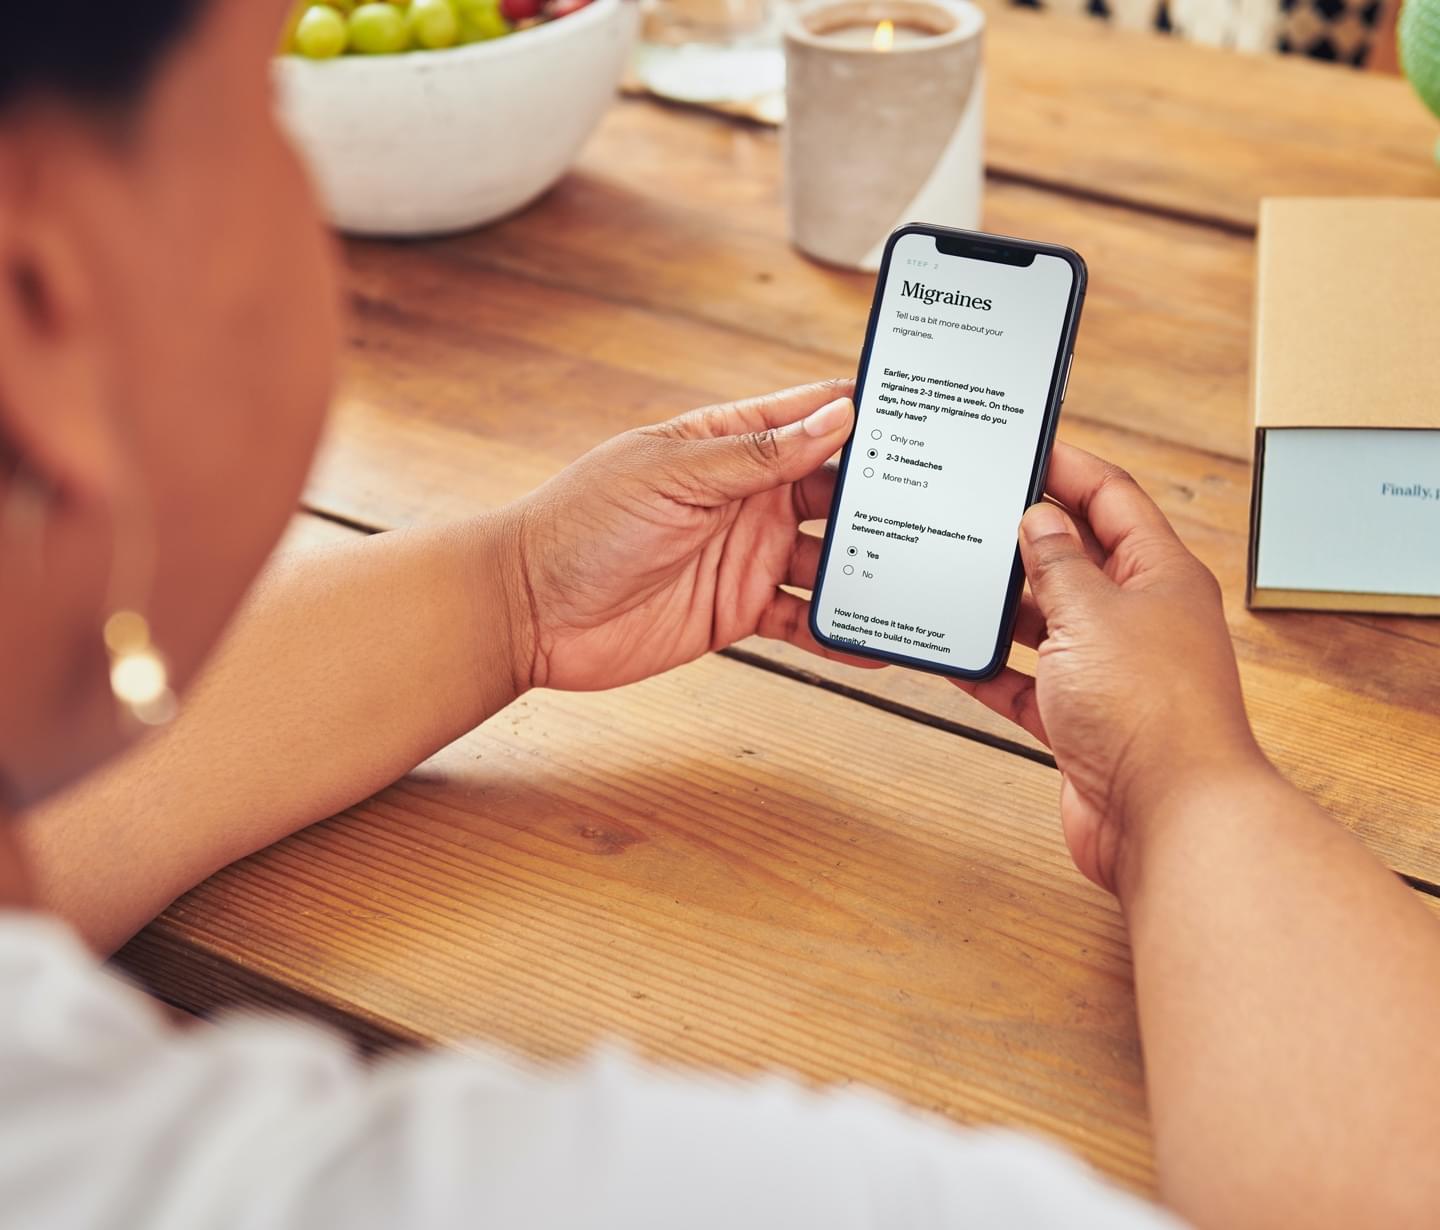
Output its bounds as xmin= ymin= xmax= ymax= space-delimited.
xmin=1248 ymin=198 xmax=1440 ymax=615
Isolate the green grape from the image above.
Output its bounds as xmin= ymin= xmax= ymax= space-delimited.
xmin=455 ymin=0 xmax=511 ymax=41
xmin=408 ymin=0 xmax=460 ymax=48
xmin=319 ymin=0 xmax=357 ymax=11
xmin=348 ymin=3 xmax=411 ymax=52
xmin=293 ymin=4 xmax=349 ymax=57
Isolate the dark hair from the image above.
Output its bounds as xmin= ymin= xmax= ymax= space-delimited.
xmin=1 ymin=1 xmax=213 ymax=113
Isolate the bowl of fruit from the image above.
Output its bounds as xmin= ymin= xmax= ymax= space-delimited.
xmin=277 ymin=0 xmax=636 ymax=236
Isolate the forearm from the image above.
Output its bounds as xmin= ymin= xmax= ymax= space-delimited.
xmin=1121 ymin=764 xmax=1440 ymax=1229
xmin=19 ymin=514 xmax=527 ymax=953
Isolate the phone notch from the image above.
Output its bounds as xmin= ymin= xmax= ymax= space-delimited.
xmin=933 ymin=234 xmax=1036 ymax=267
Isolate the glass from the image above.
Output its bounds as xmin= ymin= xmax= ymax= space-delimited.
xmin=633 ymin=0 xmax=785 ymax=108
xmin=642 ymin=0 xmax=772 ymax=44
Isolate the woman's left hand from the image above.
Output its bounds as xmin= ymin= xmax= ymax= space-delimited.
xmin=500 ymin=379 xmax=868 ymax=693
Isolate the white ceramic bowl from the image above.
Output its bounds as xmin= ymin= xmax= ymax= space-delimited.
xmin=274 ymin=0 xmax=636 ymax=237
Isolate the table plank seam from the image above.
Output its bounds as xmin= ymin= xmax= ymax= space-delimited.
xmin=1399 ymin=872 xmax=1440 ymax=900
xmin=115 ymin=929 xmax=428 ymax=1054
xmin=720 ymin=644 xmax=1058 ymax=768
xmin=292 ymin=504 xmax=1061 ymax=765
xmin=350 ymin=272 xmax=858 ymax=382
xmin=1339 ymin=614 xmax=1440 ymax=651
xmin=986 ymin=167 xmax=1258 ymax=239
xmin=301 ymin=505 xmax=380 ymax=538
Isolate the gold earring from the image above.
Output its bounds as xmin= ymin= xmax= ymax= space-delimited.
xmin=3 ymin=460 xmax=178 ymax=729
xmin=103 ymin=609 xmax=176 ymax=727
xmin=96 ymin=450 xmax=178 ymax=729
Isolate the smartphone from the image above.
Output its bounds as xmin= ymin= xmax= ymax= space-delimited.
xmin=809 ymin=223 xmax=1087 ymax=681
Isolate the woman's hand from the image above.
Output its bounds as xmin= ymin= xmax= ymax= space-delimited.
xmin=957 ymin=444 xmax=1269 ymax=893
xmin=500 ymin=380 xmax=865 ymax=696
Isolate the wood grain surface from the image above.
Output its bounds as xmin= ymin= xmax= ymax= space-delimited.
xmin=121 ymin=637 xmax=1154 ymax=1189
xmin=303 ymin=101 xmax=1440 ymax=887
xmin=979 ymin=3 xmax=1439 ymax=229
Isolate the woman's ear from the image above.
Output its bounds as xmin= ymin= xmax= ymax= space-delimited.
xmin=0 ymin=124 xmax=118 ymax=506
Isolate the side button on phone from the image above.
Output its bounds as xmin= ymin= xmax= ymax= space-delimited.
xmin=1060 ymin=353 xmax=1074 ymax=404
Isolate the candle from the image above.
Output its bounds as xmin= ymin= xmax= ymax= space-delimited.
xmin=821 ymin=19 xmax=937 ymax=47
xmin=783 ymin=0 xmax=985 ymax=270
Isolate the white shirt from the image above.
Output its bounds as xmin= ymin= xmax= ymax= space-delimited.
xmin=0 ymin=913 xmax=1178 ymax=1230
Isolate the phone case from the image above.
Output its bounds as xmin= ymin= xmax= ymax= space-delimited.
xmin=808 ymin=222 xmax=1088 ymax=681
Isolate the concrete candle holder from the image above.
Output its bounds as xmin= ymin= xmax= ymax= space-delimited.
xmin=783 ymin=0 xmax=985 ymax=271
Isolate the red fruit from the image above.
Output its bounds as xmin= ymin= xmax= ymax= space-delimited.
xmin=544 ymin=0 xmax=590 ymax=17
xmin=501 ymin=0 xmax=542 ymax=20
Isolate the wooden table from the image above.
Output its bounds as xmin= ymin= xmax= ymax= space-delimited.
xmin=117 ymin=7 xmax=1440 ymax=1195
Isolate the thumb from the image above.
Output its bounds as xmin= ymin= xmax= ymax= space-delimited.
xmin=1018 ymin=502 xmax=1109 ymax=619
xmin=677 ymin=397 xmax=853 ymax=505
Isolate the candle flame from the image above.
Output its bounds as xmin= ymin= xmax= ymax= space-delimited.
xmin=872 ymin=18 xmax=895 ymax=50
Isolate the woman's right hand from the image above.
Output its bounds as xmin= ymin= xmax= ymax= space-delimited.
xmin=957 ymin=444 xmax=1269 ymax=893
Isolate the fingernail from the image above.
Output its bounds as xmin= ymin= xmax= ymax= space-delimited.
xmin=802 ymin=397 xmax=853 ymax=438
xmin=1022 ymin=503 xmax=1070 ymax=543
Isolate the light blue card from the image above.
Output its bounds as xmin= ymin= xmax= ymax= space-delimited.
xmin=1255 ymin=429 xmax=1440 ymax=597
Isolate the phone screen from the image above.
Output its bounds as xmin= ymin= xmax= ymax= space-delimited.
xmin=812 ymin=228 xmax=1084 ymax=678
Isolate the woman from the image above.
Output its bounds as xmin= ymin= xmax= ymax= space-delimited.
xmin=3 ymin=3 xmax=1439 ymax=1227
